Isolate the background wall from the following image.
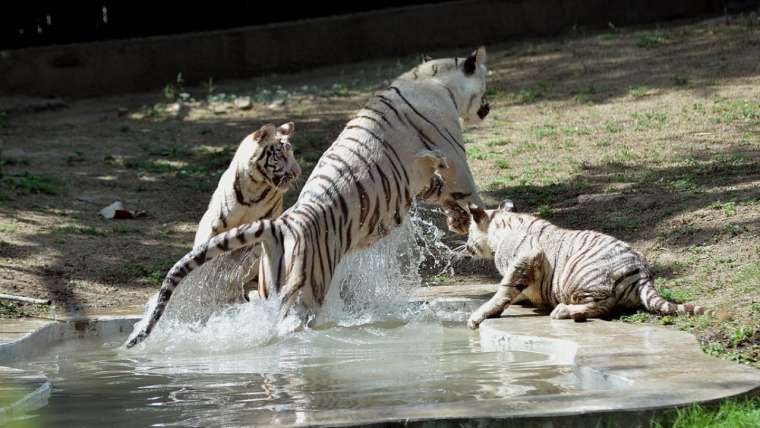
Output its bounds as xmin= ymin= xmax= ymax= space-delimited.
xmin=0 ymin=0 xmax=746 ymax=97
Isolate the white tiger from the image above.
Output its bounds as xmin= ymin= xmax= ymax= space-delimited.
xmin=191 ymin=122 xmax=300 ymax=301
xmin=194 ymin=122 xmax=300 ymax=249
xmin=464 ymin=201 xmax=707 ymax=329
xmin=126 ymin=47 xmax=491 ymax=348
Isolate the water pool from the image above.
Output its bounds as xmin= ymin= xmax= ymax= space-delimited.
xmin=10 ymin=320 xmax=591 ymax=427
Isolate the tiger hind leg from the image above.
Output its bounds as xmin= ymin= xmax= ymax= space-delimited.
xmin=550 ymin=298 xmax=617 ymax=321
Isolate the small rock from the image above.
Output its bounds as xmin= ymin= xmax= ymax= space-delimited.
xmin=234 ymin=96 xmax=252 ymax=110
xmin=99 ymin=201 xmax=146 ymax=220
xmin=165 ymin=102 xmax=182 ymax=116
xmin=212 ymin=104 xmax=228 ymax=115
xmin=268 ymin=99 xmax=286 ymax=110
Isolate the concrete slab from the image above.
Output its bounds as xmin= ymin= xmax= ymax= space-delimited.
xmin=0 ymin=286 xmax=758 ymax=427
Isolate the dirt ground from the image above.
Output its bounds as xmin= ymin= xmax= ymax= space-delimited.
xmin=1 ymin=15 xmax=758 ymax=366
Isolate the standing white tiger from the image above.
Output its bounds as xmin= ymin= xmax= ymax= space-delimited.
xmin=465 ymin=200 xmax=706 ymax=329
xmin=194 ymin=122 xmax=300 ymax=249
xmin=127 ymin=47 xmax=491 ymax=348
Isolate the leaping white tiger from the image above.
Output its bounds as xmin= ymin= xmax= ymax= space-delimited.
xmin=126 ymin=47 xmax=491 ymax=348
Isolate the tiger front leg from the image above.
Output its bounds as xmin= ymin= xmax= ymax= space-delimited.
xmin=468 ymin=249 xmax=548 ymax=329
xmin=468 ymin=283 xmax=521 ymax=329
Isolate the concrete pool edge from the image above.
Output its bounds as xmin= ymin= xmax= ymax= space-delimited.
xmin=1 ymin=289 xmax=759 ymax=427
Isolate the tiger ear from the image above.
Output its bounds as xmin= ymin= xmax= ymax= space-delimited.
xmin=499 ymin=199 xmax=514 ymax=212
xmin=277 ymin=121 xmax=295 ymax=138
xmin=252 ymin=123 xmax=276 ymax=141
xmin=421 ymin=54 xmax=433 ymax=63
xmin=463 ymin=46 xmax=487 ymax=75
xmin=468 ymin=203 xmax=488 ymax=225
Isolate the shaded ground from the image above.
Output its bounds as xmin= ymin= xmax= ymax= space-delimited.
xmin=1 ymin=15 xmax=758 ymax=367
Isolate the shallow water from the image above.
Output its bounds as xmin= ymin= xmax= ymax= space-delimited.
xmin=14 ymin=321 xmax=586 ymax=427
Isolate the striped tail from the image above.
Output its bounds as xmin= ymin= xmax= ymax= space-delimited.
xmin=638 ymin=277 xmax=706 ymax=316
xmin=125 ymin=220 xmax=277 ymax=348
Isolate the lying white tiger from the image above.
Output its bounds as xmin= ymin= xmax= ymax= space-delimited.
xmin=465 ymin=200 xmax=706 ymax=329
xmin=192 ymin=122 xmax=300 ymax=301
xmin=126 ymin=47 xmax=491 ymax=348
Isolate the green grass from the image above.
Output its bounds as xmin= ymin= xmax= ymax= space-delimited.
xmin=604 ymin=120 xmax=623 ymax=133
xmin=629 ymin=85 xmax=653 ymax=98
xmin=536 ymin=205 xmax=553 ymax=218
xmin=484 ymin=138 xmax=511 ymax=148
xmin=108 ymin=259 xmax=176 ymax=285
xmin=494 ymin=158 xmax=510 ymax=169
xmin=0 ymin=222 xmax=17 ymax=233
xmin=513 ymin=82 xmax=549 ymax=103
xmin=528 ymin=124 xmax=558 ymax=139
xmin=656 ymin=285 xmax=692 ymax=303
xmin=712 ymin=98 xmax=760 ymax=124
xmin=636 ymin=31 xmax=668 ymax=48
xmin=633 ymin=111 xmax=668 ymax=130
xmin=653 ymin=396 xmax=760 ymax=428
xmin=0 ymin=300 xmax=47 ymax=319
xmin=2 ymin=172 xmax=64 ymax=195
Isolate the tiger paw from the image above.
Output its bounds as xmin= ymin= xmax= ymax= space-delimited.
xmin=467 ymin=317 xmax=481 ymax=329
xmin=550 ymin=303 xmax=572 ymax=319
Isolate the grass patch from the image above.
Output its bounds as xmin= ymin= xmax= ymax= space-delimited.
xmin=656 ymin=285 xmax=692 ymax=303
xmin=494 ymin=158 xmax=510 ymax=169
xmin=528 ymin=124 xmax=558 ymax=139
xmin=0 ymin=222 xmax=17 ymax=233
xmin=2 ymin=172 xmax=64 ymax=195
xmin=620 ymin=311 xmax=650 ymax=323
xmin=484 ymin=138 xmax=511 ymax=148
xmin=466 ymin=146 xmax=493 ymax=160
xmin=635 ymin=31 xmax=668 ymax=48
xmin=0 ymin=300 xmax=47 ymax=319
xmin=629 ymin=85 xmax=653 ymax=99
xmin=653 ymin=396 xmax=760 ymax=428
xmin=604 ymin=120 xmax=622 ymax=133
xmin=735 ymin=261 xmax=760 ymax=287
xmin=712 ymin=98 xmax=760 ymax=124
xmin=632 ymin=111 xmax=667 ymax=130
xmin=108 ymin=259 xmax=177 ymax=285
xmin=513 ymin=82 xmax=549 ymax=103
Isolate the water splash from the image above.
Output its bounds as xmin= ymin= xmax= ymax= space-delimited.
xmin=126 ymin=205 xmax=458 ymax=353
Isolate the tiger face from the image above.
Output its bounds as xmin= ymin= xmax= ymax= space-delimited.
xmin=248 ymin=122 xmax=301 ymax=191
xmin=403 ymin=47 xmax=490 ymax=124
xmin=465 ymin=199 xmax=514 ymax=259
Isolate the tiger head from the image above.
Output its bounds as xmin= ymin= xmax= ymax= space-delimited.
xmin=464 ymin=199 xmax=514 ymax=259
xmin=248 ymin=122 xmax=301 ymax=191
xmin=402 ymin=46 xmax=490 ymax=124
